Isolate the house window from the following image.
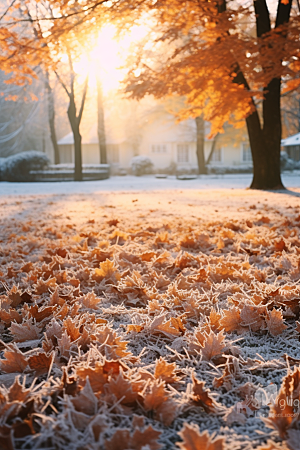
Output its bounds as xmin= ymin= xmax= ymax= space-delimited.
xmin=287 ymin=145 xmax=300 ymax=161
xmin=151 ymin=144 xmax=167 ymax=153
xmin=242 ymin=143 xmax=252 ymax=162
xmin=107 ymin=144 xmax=119 ymax=163
xmin=177 ymin=144 xmax=189 ymax=163
xmin=211 ymin=147 xmax=222 ymax=162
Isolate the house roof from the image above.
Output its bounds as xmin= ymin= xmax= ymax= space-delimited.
xmin=58 ymin=124 xmax=126 ymax=146
xmin=282 ymin=132 xmax=300 ymax=147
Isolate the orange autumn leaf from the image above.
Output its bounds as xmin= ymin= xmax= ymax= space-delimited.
xmin=191 ymin=374 xmax=222 ymax=414
xmin=76 ymin=361 xmax=109 ymax=392
xmin=27 ymin=350 xmax=54 ymax=376
xmin=92 ymin=259 xmax=121 ymax=283
xmin=219 ymin=307 xmax=244 ymax=334
xmin=10 ymin=319 xmax=41 ymax=342
xmin=177 ymin=423 xmax=225 ymax=450
xmin=63 ymin=317 xmax=81 ymax=341
xmin=0 ymin=344 xmax=28 ymax=373
xmin=105 ymin=425 xmax=162 ymax=450
xmin=7 ymin=377 xmax=31 ymax=403
xmin=200 ymin=330 xmax=226 ymax=361
xmin=154 ymin=357 xmax=179 ymax=384
xmin=264 ymin=309 xmax=287 ymax=336
xmin=143 ymin=379 xmax=177 ymax=425
xmin=107 ymin=370 xmax=140 ymax=405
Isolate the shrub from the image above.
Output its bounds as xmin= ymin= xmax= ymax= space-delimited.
xmin=130 ymin=155 xmax=153 ymax=176
xmin=0 ymin=151 xmax=50 ymax=181
xmin=280 ymin=151 xmax=300 ymax=171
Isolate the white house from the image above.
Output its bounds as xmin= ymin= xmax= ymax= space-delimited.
xmin=282 ymin=132 xmax=300 ymax=161
xmin=57 ymin=113 xmax=252 ymax=171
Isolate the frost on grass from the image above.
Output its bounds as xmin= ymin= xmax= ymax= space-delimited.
xmin=1 ymin=206 xmax=300 ymax=449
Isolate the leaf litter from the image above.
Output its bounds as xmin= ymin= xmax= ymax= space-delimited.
xmin=0 ymin=194 xmax=300 ymax=449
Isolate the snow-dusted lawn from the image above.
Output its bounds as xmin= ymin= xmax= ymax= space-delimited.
xmin=0 ymin=172 xmax=300 ymax=197
xmin=0 ymin=174 xmax=300 ymax=449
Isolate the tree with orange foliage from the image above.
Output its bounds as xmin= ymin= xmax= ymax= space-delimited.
xmin=122 ymin=0 xmax=298 ymax=189
xmin=1 ymin=0 xmax=299 ymax=189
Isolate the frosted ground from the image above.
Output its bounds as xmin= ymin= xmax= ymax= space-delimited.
xmin=1 ymin=173 xmax=300 ymax=449
xmin=1 ymin=172 xmax=300 ymax=196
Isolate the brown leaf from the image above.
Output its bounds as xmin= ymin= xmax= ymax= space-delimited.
xmin=143 ymin=379 xmax=177 ymax=425
xmin=7 ymin=376 xmax=31 ymax=403
xmin=105 ymin=425 xmax=162 ymax=450
xmin=154 ymin=357 xmax=179 ymax=384
xmin=200 ymin=330 xmax=226 ymax=361
xmin=76 ymin=362 xmax=108 ymax=393
xmin=27 ymin=351 xmax=54 ymax=376
xmin=71 ymin=378 xmax=98 ymax=415
xmin=10 ymin=319 xmax=41 ymax=342
xmin=265 ymin=309 xmax=287 ymax=336
xmin=219 ymin=307 xmax=245 ymax=334
xmin=0 ymin=344 xmax=28 ymax=373
xmin=177 ymin=423 xmax=225 ymax=450
xmin=191 ymin=374 xmax=222 ymax=414
xmin=107 ymin=370 xmax=140 ymax=405
xmin=240 ymin=304 xmax=265 ymax=332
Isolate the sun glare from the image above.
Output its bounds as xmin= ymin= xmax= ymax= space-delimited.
xmin=72 ymin=24 xmax=148 ymax=95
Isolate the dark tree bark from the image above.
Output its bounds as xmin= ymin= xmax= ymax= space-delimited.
xmin=206 ymin=133 xmax=219 ymax=166
xmin=246 ymin=0 xmax=292 ymax=189
xmin=56 ymin=55 xmax=88 ymax=181
xmin=195 ymin=115 xmax=206 ymax=174
xmin=97 ymin=78 xmax=107 ymax=164
xmin=45 ymin=71 xmax=60 ymax=165
xmin=223 ymin=0 xmax=292 ymax=189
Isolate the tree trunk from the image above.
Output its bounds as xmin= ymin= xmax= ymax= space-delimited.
xmin=195 ymin=115 xmax=206 ymax=174
xmin=250 ymin=78 xmax=283 ymax=189
xmin=68 ymin=97 xmax=82 ymax=181
xmin=97 ymin=78 xmax=107 ymax=164
xmin=45 ymin=72 xmax=60 ymax=165
xmin=247 ymin=0 xmax=292 ymax=189
xmin=206 ymin=133 xmax=219 ymax=166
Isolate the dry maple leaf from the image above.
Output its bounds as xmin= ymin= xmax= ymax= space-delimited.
xmin=94 ymin=326 xmax=131 ymax=359
xmin=7 ymin=285 xmax=23 ymax=308
xmin=240 ymin=304 xmax=265 ymax=332
xmin=177 ymin=423 xmax=225 ymax=450
xmin=105 ymin=425 xmax=162 ymax=450
xmin=26 ymin=304 xmax=54 ymax=322
xmin=219 ymin=307 xmax=245 ymax=334
xmin=78 ymin=291 xmax=101 ymax=309
xmin=143 ymin=379 xmax=177 ymax=425
xmin=7 ymin=376 xmax=31 ymax=403
xmin=264 ymin=309 xmax=287 ymax=336
xmin=146 ymin=314 xmax=183 ymax=339
xmin=27 ymin=350 xmax=54 ymax=376
xmin=207 ymin=309 xmax=222 ymax=332
xmin=57 ymin=330 xmax=73 ymax=358
xmin=200 ymin=330 xmax=226 ymax=361
xmin=92 ymin=259 xmax=121 ymax=283
xmin=71 ymin=378 xmax=98 ymax=415
xmin=0 ymin=344 xmax=28 ymax=373
xmin=154 ymin=357 xmax=179 ymax=384
xmin=63 ymin=317 xmax=81 ymax=341
xmin=0 ymin=308 xmax=22 ymax=325
xmin=10 ymin=318 xmax=41 ymax=342
xmin=45 ymin=318 xmax=62 ymax=342
xmin=34 ymin=277 xmax=57 ymax=294
xmin=191 ymin=374 xmax=222 ymax=414
xmin=76 ymin=361 xmax=109 ymax=392
xmin=107 ymin=370 xmax=140 ymax=405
